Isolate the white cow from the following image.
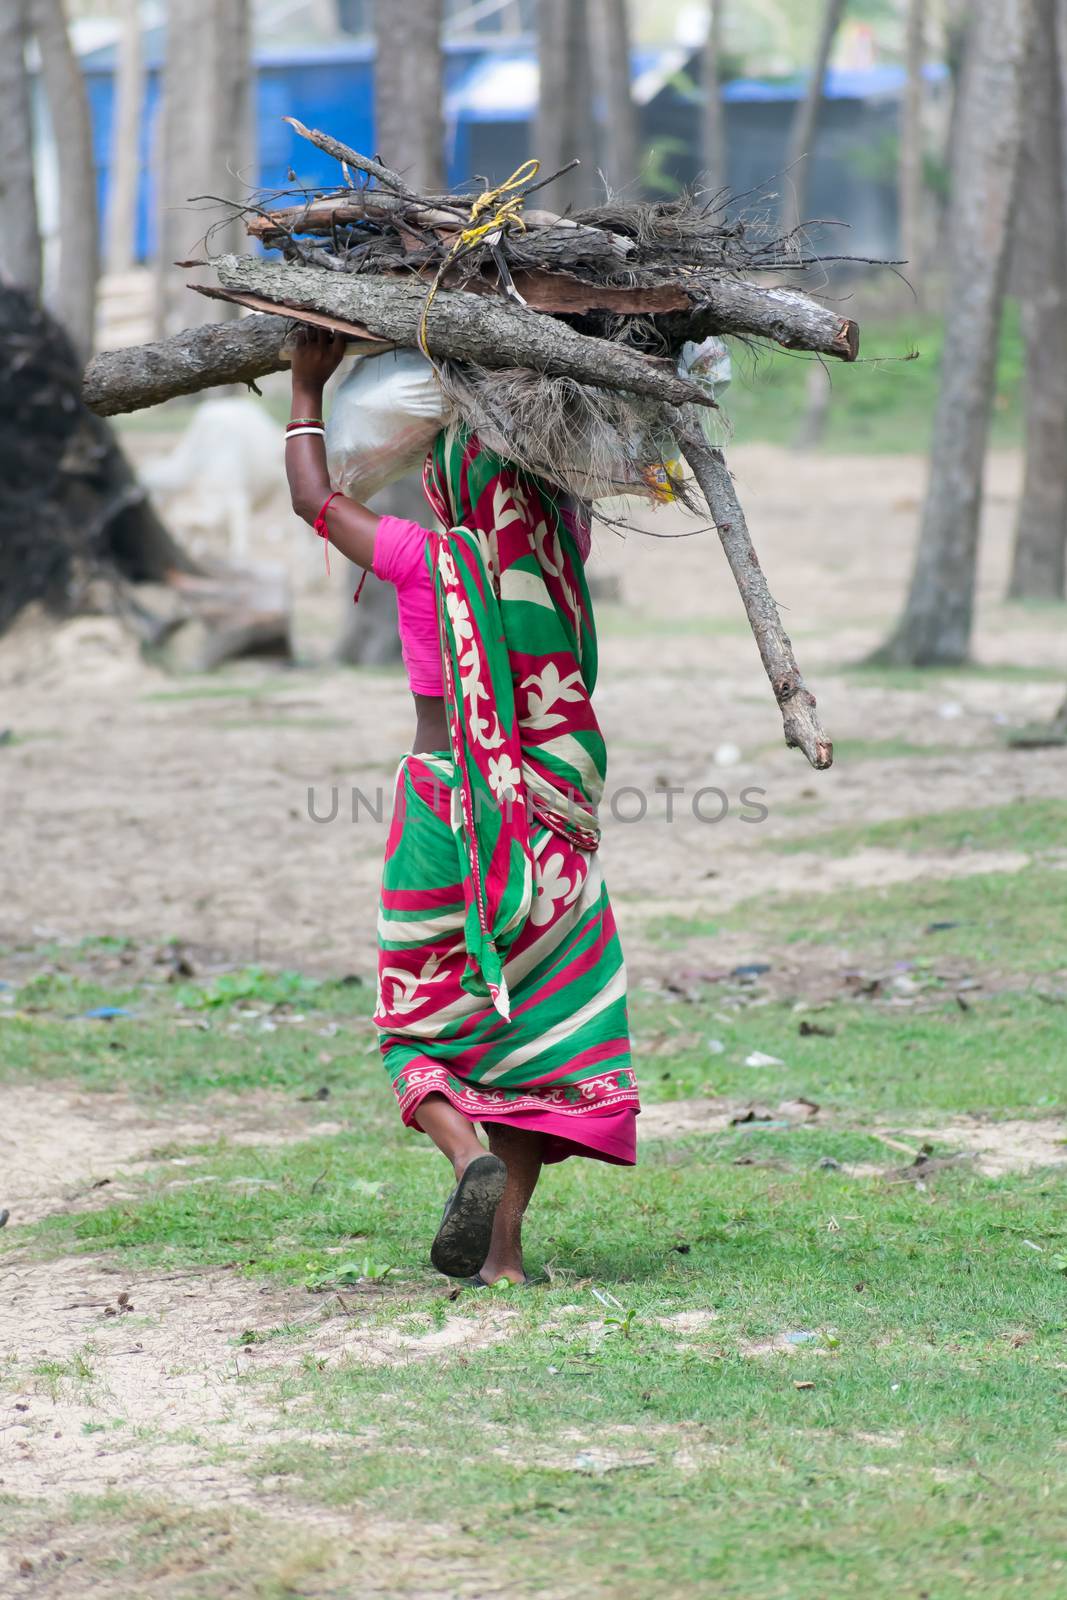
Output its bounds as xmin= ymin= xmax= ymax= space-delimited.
xmin=140 ymin=397 xmax=288 ymax=561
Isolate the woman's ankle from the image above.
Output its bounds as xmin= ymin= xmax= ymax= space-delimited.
xmin=479 ymin=1252 xmax=525 ymax=1284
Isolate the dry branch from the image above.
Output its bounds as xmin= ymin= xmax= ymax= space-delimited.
xmin=210 ymin=253 xmax=716 ymax=409
xmin=83 ymin=313 xmax=289 ymax=416
xmin=676 ymin=413 xmax=834 ymax=769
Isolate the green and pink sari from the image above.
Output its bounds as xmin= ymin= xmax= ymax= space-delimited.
xmin=374 ymin=428 xmax=639 ymax=1165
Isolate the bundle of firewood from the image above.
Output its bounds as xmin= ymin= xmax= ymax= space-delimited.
xmin=84 ymin=120 xmax=862 ymax=767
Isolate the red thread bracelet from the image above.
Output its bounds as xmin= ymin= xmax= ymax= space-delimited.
xmin=313 ymin=491 xmax=341 ymax=577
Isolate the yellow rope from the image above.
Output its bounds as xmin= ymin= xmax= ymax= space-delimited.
xmin=417 ymin=159 xmax=541 ymax=357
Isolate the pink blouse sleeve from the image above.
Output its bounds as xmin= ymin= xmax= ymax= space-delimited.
xmin=373 ymin=515 xmax=431 ymax=586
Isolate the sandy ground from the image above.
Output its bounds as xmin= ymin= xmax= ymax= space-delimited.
xmin=2 ymin=442 xmax=1064 ymax=981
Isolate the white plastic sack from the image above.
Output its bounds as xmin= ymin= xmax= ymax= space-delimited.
xmin=325 ymin=350 xmax=450 ymax=502
xmin=678 ymin=336 xmax=733 ymax=450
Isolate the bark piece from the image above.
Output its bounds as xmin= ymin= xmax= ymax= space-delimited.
xmin=676 ymin=415 xmax=833 ymax=769
xmin=192 ymin=282 xmax=392 ymax=344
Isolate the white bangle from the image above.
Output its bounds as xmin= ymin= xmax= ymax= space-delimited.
xmin=286 ymin=426 xmax=326 ymax=440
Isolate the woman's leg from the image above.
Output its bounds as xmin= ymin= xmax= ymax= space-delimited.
xmin=414 ymin=1093 xmax=486 ymax=1179
xmin=479 ymin=1125 xmax=545 ymax=1284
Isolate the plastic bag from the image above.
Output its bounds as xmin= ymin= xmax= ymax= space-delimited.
xmin=325 ymin=350 xmax=451 ymax=502
xmin=678 ymin=336 xmax=732 ymax=450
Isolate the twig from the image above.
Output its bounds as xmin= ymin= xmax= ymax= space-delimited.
xmin=674 ymin=411 xmax=833 ymax=770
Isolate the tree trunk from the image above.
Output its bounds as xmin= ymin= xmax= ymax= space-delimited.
xmin=0 ymin=0 xmax=41 ymax=293
xmin=154 ymin=0 xmax=252 ymax=337
xmin=1008 ymin=0 xmax=1067 ymax=600
xmin=780 ymin=0 xmax=848 ymax=236
xmin=590 ymin=0 xmax=638 ymax=193
xmin=345 ymin=0 xmax=444 ymax=664
xmin=32 ymin=0 xmax=100 ymax=357
xmin=106 ymin=0 xmax=143 ymax=273
xmin=537 ymin=0 xmax=599 ymax=210
xmin=702 ymin=1 xmax=727 ymax=196
xmin=374 ymin=0 xmax=444 ymax=189
xmin=876 ymin=0 xmax=1033 ymax=667
xmin=899 ymin=0 xmax=927 ymax=296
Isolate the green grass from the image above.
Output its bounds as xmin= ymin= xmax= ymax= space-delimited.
xmin=724 ymin=302 xmax=1024 ymax=454
xmin=771 ymin=797 xmax=1067 ymax=857
xmin=5 ymin=786 xmax=1067 ymax=1598
xmin=841 ymin=660 xmax=1067 ymax=693
xmin=11 ymin=1109 xmax=1066 ymax=1597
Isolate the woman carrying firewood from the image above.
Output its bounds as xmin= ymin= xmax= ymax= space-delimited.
xmin=285 ymin=326 xmax=640 ymax=1287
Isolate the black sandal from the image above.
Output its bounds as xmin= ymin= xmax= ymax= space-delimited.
xmin=430 ymin=1152 xmax=507 ymax=1279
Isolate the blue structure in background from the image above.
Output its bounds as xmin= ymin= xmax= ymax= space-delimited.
xmin=79 ymin=35 xmax=948 ymax=264
xmin=81 ymin=34 xmax=499 ymax=262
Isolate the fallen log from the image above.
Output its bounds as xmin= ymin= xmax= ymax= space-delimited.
xmin=209 ymin=254 xmax=716 ymax=410
xmin=675 ymin=411 xmax=833 ymax=768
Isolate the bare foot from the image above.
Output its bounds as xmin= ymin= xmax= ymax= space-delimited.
xmin=477 ymin=1257 xmax=528 ymax=1286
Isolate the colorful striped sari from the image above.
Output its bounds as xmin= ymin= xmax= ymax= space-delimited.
xmin=374 ymin=428 xmax=639 ymax=1164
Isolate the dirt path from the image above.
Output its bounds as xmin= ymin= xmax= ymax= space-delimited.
xmin=2 ymin=445 xmax=1064 ymax=982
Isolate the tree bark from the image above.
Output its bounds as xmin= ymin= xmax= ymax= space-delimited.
xmin=590 ymin=0 xmax=638 ymax=193
xmin=702 ymin=1 xmax=728 ymax=197
xmin=877 ymin=0 xmax=1033 ymax=667
xmin=32 ymin=0 xmax=100 ymax=357
xmin=0 ymin=0 xmax=41 ymax=293
xmin=1008 ymin=0 xmax=1067 ymax=600
xmin=83 ymin=312 xmax=290 ymax=416
xmin=82 ymin=259 xmax=860 ymax=418
xmin=106 ymin=0 xmax=143 ymax=273
xmin=154 ymin=0 xmax=252 ymax=336
xmin=780 ymin=0 xmax=848 ymax=236
xmin=374 ymin=0 xmax=444 ymax=189
xmin=208 ymin=254 xmax=721 ymax=407
xmin=537 ymin=0 xmax=600 ymax=210
xmin=677 ymin=414 xmax=833 ymax=769
xmin=899 ymin=0 xmax=927 ymax=296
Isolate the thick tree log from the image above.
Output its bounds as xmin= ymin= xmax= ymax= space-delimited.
xmin=210 ymin=254 xmax=716 ymax=409
xmin=676 ymin=413 xmax=834 ymax=770
xmin=83 ymin=314 xmax=290 ymax=416
xmin=677 ymin=279 xmax=859 ymax=362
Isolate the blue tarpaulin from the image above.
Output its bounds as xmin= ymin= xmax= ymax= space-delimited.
xmin=78 ymin=37 xmax=944 ymax=263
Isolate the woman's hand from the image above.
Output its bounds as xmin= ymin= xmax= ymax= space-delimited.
xmin=289 ymin=324 xmax=346 ymax=391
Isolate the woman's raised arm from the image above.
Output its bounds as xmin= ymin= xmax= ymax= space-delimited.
xmin=286 ymin=325 xmax=380 ymax=571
